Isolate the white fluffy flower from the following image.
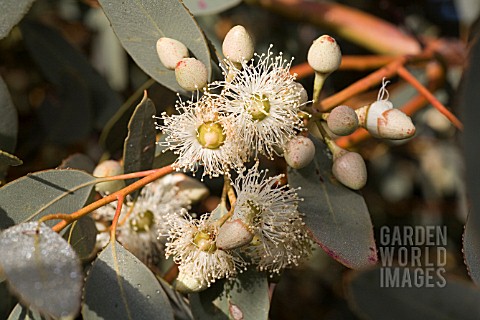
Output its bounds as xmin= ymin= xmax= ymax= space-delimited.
xmin=94 ymin=176 xmax=191 ymax=265
xmin=232 ymin=164 xmax=312 ymax=274
xmin=211 ymin=46 xmax=305 ymax=160
xmin=155 ymin=94 xmax=245 ymax=178
xmin=164 ymin=210 xmax=245 ymax=290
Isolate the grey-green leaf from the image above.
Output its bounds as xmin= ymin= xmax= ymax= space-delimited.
xmin=58 ymin=153 xmax=96 ymax=173
xmin=0 ymin=76 xmax=18 ymax=153
xmin=0 ymin=150 xmax=22 ymax=167
xmin=0 ymin=222 xmax=83 ymax=319
xmin=183 ymin=0 xmax=242 ymax=16
xmin=63 ymin=216 xmax=97 ymax=260
xmin=0 ymin=169 xmax=95 ymax=230
xmin=0 ymin=0 xmax=34 ymax=39
xmin=98 ymin=0 xmax=212 ymax=95
xmin=7 ymin=303 xmax=45 ymax=320
xmin=82 ymin=242 xmax=174 ymax=320
xmin=123 ymin=92 xmax=156 ymax=186
xmin=461 ymin=36 xmax=480 ymax=285
xmin=190 ymin=268 xmax=269 ymax=320
xmin=158 ymin=279 xmax=193 ymax=320
xmin=287 ymin=136 xmax=377 ymax=269
xmin=347 ymin=267 xmax=480 ymax=320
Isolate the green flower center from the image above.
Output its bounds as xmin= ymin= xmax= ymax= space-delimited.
xmin=246 ymin=94 xmax=270 ymax=121
xmin=197 ymin=122 xmax=226 ymax=149
xmin=193 ymin=231 xmax=217 ymax=253
xmin=129 ymin=210 xmax=154 ymax=232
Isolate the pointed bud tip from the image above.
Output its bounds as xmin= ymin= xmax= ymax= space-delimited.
xmin=156 ymin=37 xmax=189 ymax=70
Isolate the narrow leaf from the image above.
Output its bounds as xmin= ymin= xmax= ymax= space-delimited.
xmin=0 ymin=222 xmax=83 ymax=319
xmin=0 ymin=0 xmax=34 ymax=39
xmin=347 ymin=267 xmax=480 ymax=320
xmin=287 ymin=136 xmax=377 ymax=269
xmin=0 ymin=169 xmax=95 ymax=230
xmin=0 ymin=150 xmax=22 ymax=167
xmin=82 ymin=242 xmax=174 ymax=320
xmin=123 ymin=91 xmax=156 ymax=186
xmin=158 ymin=279 xmax=194 ymax=320
xmin=63 ymin=216 xmax=97 ymax=260
xmin=0 ymin=76 xmax=18 ymax=153
xmin=461 ymin=36 xmax=480 ymax=285
xmin=183 ymin=0 xmax=241 ymax=16
xmin=190 ymin=268 xmax=269 ymax=320
xmin=20 ymin=21 xmax=122 ymax=129
xmin=98 ymin=0 xmax=212 ymax=95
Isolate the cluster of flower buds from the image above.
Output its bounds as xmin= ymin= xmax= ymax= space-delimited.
xmin=156 ymin=37 xmax=208 ymax=91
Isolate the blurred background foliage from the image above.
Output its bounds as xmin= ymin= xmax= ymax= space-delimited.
xmin=0 ymin=0 xmax=479 ymax=319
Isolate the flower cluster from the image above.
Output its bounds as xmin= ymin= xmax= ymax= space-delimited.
xmin=155 ymin=46 xmax=306 ymax=179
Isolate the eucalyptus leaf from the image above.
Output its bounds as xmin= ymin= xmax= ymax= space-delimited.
xmin=20 ymin=21 xmax=122 ymax=129
xmin=0 ymin=169 xmax=95 ymax=230
xmin=7 ymin=303 xmax=45 ymax=320
xmin=0 ymin=0 xmax=34 ymax=39
xmin=98 ymin=0 xmax=212 ymax=95
xmin=461 ymin=36 xmax=480 ymax=285
xmin=1 ymin=281 xmax=17 ymax=320
xmin=190 ymin=268 xmax=269 ymax=320
xmin=123 ymin=92 xmax=156 ymax=186
xmin=58 ymin=153 xmax=96 ymax=173
xmin=82 ymin=241 xmax=174 ymax=320
xmin=183 ymin=0 xmax=242 ymax=16
xmin=63 ymin=216 xmax=97 ymax=260
xmin=0 ymin=222 xmax=83 ymax=319
xmin=287 ymin=136 xmax=377 ymax=269
xmin=0 ymin=150 xmax=22 ymax=167
xmin=152 ymin=136 xmax=178 ymax=169
xmin=158 ymin=278 xmax=194 ymax=320
xmin=0 ymin=76 xmax=18 ymax=153
xmin=347 ymin=267 xmax=480 ymax=320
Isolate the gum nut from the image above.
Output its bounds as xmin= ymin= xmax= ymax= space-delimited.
xmin=293 ymin=82 xmax=309 ymax=105
xmin=93 ymin=160 xmax=125 ymax=194
xmin=175 ymin=58 xmax=208 ymax=91
xmin=332 ymin=152 xmax=367 ymax=190
xmin=156 ymin=37 xmax=189 ymax=70
xmin=222 ymin=25 xmax=254 ymax=63
xmin=216 ymin=219 xmax=254 ymax=250
xmin=327 ymin=105 xmax=359 ymax=136
xmin=307 ymin=35 xmax=342 ymax=74
xmin=377 ymin=108 xmax=416 ymax=140
xmin=284 ymin=136 xmax=316 ymax=169
xmin=175 ymin=268 xmax=208 ymax=294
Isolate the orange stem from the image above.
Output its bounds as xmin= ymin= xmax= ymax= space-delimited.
xmin=397 ymin=66 xmax=463 ymax=130
xmin=51 ymin=165 xmax=174 ymax=232
xmin=110 ymin=195 xmax=125 ymax=241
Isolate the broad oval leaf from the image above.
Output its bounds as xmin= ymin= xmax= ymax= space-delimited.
xmin=347 ymin=267 xmax=480 ymax=320
xmin=123 ymin=91 xmax=156 ymax=186
xmin=190 ymin=268 xmax=269 ymax=320
xmin=63 ymin=216 xmax=97 ymax=260
xmin=7 ymin=303 xmax=44 ymax=320
xmin=0 ymin=0 xmax=34 ymax=39
xmin=461 ymin=36 xmax=480 ymax=285
xmin=0 ymin=169 xmax=95 ymax=230
xmin=287 ymin=136 xmax=377 ymax=269
xmin=0 ymin=150 xmax=22 ymax=167
xmin=98 ymin=0 xmax=212 ymax=95
xmin=82 ymin=241 xmax=174 ymax=320
xmin=0 ymin=76 xmax=18 ymax=153
xmin=0 ymin=222 xmax=83 ymax=319
xmin=183 ymin=0 xmax=242 ymax=16
xmin=20 ymin=21 xmax=122 ymax=129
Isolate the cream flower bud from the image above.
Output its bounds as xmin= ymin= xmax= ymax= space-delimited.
xmin=307 ymin=35 xmax=342 ymax=75
xmin=93 ymin=160 xmax=125 ymax=194
xmin=332 ymin=151 xmax=367 ymax=190
xmin=175 ymin=267 xmax=209 ymax=294
xmin=216 ymin=219 xmax=254 ymax=250
xmin=175 ymin=58 xmax=208 ymax=91
xmin=156 ymin=37 xmax=189 ymax=70
xmin=284 ymin=136 xmax=315 ymax=169
xmin=327 ymin=105 xmax=359 ymax=136
xmin=222 ymin=25 xmax=254 ymax=63
xmin=356 ymin=101 xmax=415 ymax=140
